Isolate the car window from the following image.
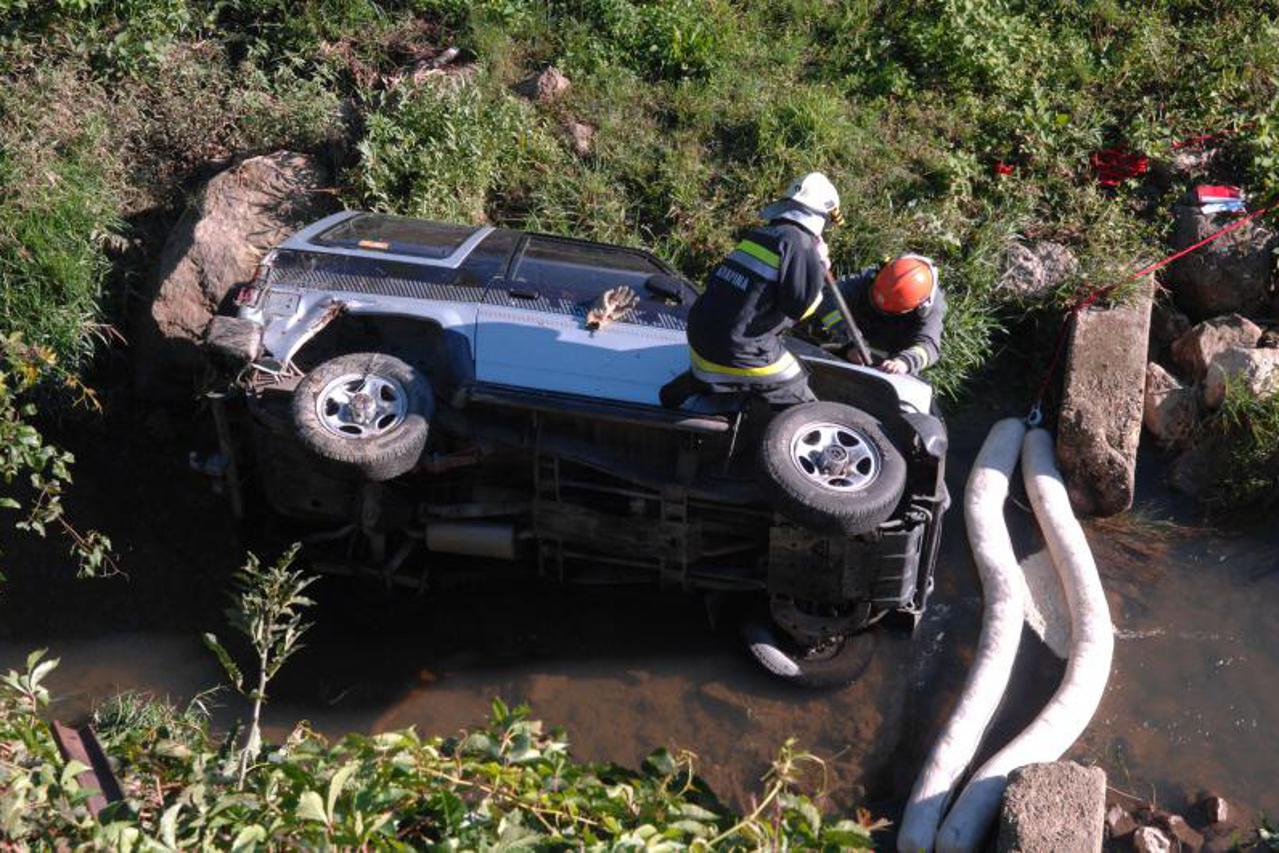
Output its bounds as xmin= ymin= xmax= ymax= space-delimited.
xmin=510 ymin=236 xmax=667 ymax=300
xmin=315 ymin=214 xmax=478 ymax=259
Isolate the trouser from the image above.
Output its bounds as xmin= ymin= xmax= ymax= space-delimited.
xmin=659 ymin=369 xmax=815 ymax=409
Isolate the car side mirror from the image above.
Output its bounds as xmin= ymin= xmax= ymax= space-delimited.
xmin=643 ymin=273 xmax=698 ymax=306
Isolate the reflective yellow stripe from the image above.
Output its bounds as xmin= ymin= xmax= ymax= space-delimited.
xmin=904 ymin=344 xmax=931 ymax=369
xmin=820 ymin=310 xmax=843 ymax=329
xmin=799 ymin=288 xmax=824 ymax=321
xmin=737 ymin=239 xmax=780 ymax=268
xmin=689 ymin=347 xmax=797 ymax=377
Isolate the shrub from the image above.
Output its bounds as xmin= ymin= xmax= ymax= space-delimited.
xmin=1205 ymin=380 xmax=1279 ymax=515
xmin=0 ymin=652 xmax=884 ymax=848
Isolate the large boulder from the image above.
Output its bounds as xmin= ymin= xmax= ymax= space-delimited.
xmin=998 ymin=240 xmax=1078 ymax=300
xmin=1056 ymin=280 xmax=1155 ymax=515
xmin=996 ymin=761 xmax=1106 ymax=853
xmin=1166 ymin=203 xmax=1276 ymax=319
xmin=1202 ymin=346 xmax=1279 ymax=409
xmin=1170 ymin=313 xmax=1262 ymax=381
xmin=1144 ymin=362 xmax=1199 ymax=449
xmin=136 ymin=151 xmax=337 ymax=397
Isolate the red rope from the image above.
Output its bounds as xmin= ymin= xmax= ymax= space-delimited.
xmin=1030 ymin=198 xmax=1279 ymax=415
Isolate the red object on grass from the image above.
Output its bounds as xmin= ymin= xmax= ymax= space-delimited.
xmin=1194 ymin=184 xmax=1242 ymax=203
xmin=993 ymin=160 xmax=1014 ymax=176
xmin=1090 ymin=148 xmax=1149 ymax=187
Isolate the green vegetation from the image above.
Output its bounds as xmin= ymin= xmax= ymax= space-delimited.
xmin=6 ymin=0 xmax=1279 ymax=400
xmin=1 ymin=650 xmax=883 ymax=849
xmin=1205 ymin=378 xmax=1279 ymax=515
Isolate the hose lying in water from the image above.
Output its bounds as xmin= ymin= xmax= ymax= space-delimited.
xmin=896 ymin=417 xmax=1027 ymax=853
xmin=934 ymin=428 xmax=1115 ymax=852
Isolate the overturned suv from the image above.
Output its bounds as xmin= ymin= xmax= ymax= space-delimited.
xmin=205 ymin=211 xmax=949 ymax=686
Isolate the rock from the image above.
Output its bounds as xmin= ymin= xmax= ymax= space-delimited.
xmin=1106 ymin=804 xmax=1139 ymax=839
xmin=565 ymin=120 xmax=596 ymax=156
xmin=999 ymin=240 xmax=1079 ymax=299
xmin=1166 ymin=202 xmax=1277 ymax=320
xmin=137 ymin=151 xmax=336 ymax=397
xmin=518 ymin=66 xmax=570 ymax=102
xmin=1171 ymin=314 xmax=1263 ymax=380
xmin=1154 ymin=814 xmax=1205 ymax=852
xmin=1202 ymin=346 xmax=1279 ymax=409
xmin=1144 ymin=362 xmax=1200 ymax=449
xmin=1199 ymin=794 xmax=1230 ymax=825
xmin=1169 ymin=440 xmax=1221 ymax=498
xmin=996 ymin=761 xmax=1106 ymax=853
xmin=1056 ymin=279 xmax=1155 ymax=516
xmin=1259 ymin=327 xmax=1279 ymax=348
xmin=1134 ymin=825 xmax=1174 ymax=853
xmin=1149 ymin=299 xmax=1192 ymax=361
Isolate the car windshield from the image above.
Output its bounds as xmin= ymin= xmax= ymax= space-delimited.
xmin=315 ymin=214 xmax=478 ymax=259
xmin=511 ymin=236 xmax=668 ymax=300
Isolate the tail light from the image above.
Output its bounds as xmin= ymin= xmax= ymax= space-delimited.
xmin=234 ymin=285 xmax=262 ymax=308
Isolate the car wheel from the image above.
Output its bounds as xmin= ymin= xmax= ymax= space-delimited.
xmin=740 ymin=616 xmax=876 ymax=688
xmin=758 ymin=401 xmax=906 ymax=535
xmin=291 ymin=352 xmax=433 ymax=482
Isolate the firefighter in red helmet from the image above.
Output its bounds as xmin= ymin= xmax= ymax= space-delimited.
xmin=813 ymin=254 xmax=945 ymax=375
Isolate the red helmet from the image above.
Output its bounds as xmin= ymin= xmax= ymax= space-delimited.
xmin=872 ymin=254 xmax=938 ymax=314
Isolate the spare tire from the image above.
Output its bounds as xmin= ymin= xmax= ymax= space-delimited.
xmin=291 ymin=352 xmax=433 ymax=481
xmin=759 ymin=401 xmax=906 ymax=535
xmin=740 ymin=616 xmax=876 ymax=688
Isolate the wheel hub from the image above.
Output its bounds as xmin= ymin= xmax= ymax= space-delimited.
xmin=316 ymin=372 xmax=409 ymax=439
xmin=789 ymin=421 xmax=881 ymax=492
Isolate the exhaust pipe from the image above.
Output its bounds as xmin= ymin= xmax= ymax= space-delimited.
xmin=424 ymin=521 xmax=520 ymax=560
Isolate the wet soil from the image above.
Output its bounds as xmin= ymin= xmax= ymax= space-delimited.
xmin=2 ymin=403 xmax=1276 ymax=832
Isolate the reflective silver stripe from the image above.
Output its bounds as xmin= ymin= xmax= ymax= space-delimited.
xmin=727 ymin=249 xmax=780 ymax=282
xmin=903 ymin=344 xmax=931 ymax=371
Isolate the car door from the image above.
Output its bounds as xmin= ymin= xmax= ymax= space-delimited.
xmin=474 ymin=236 xmax=690 ymax=406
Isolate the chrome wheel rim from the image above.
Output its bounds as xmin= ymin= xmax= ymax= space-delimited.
xmin=316 ymin=372 xmax=408 ymax=439
xmin=788 ymin=421 xmax=880 ymax=492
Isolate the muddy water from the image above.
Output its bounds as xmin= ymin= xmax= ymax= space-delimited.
xmin=2 ymin=417 xmax=1277 ymax=827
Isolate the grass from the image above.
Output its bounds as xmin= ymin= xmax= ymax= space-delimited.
xmin=1204 ymin=377 xmax=1279 ymax=515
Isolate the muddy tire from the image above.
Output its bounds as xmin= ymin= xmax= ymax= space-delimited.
xmin=291 ymin=352 xmax=433 ymax=481
xmin=759 ymin=401 xmax=906 ymax=535
xmin=740 ymin=617 xmax=876 ymax=688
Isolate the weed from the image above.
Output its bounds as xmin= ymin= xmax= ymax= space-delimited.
xmin=1204 ymin=377 xmax=1279 ymax=516
xmin=203 ymin=543 xmax=316 ymax=787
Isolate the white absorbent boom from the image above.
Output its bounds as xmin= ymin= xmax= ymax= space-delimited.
xmin=900 ymin=425 xmax=1114 ymax=853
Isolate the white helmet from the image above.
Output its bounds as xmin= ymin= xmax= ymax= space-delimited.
xmin=781 ymin=172 xmax=843 ymax=224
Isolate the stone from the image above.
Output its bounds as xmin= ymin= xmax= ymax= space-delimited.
xmin=1166 ymin=202 xmax=1277 ymax=320
xmin=1170 ymin=314 xmax=1263 ymax=381
xmin=1106 ymin=804 xmax=1139 ymax=838
xmin=999 ymin=240 xmax=1079 ymax=299
xmin=1199 ymin=794 xmax=1230 ymax=825
xmin=1259 ymin=327 xmax=1279 ymax=349
xmin=996 ymin=761 xmax=1107 ymax=853
xmin=1169 ymin=440 xmax=1221 ymax=498
xmin=136 ymin=151 xmax=336 ymax=397
xmin=518 ymin=66 xmax=570 ymax=102
xmin=1149 ymin=299 xmax=1192 ymax=362
xmin=565 ymin=120 xmax=596 ymax=156
xmin=1134 ymin=825 xmax=1173 ymax=853
xmin=1056 ymin=279 xmax=1155 ymax=516
xmin=1144 ymin=362 xmax=1200 ymax=449
xmin=1157 ymin=814 xmax=1205 ymax=852
xmin=1202 ymin=346 xmax=1279 ymax=409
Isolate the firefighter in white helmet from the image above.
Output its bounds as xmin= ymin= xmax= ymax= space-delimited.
xmin=661 ymin=172 xmax=842 ymax=408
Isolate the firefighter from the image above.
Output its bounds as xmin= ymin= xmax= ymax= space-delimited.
xmin=660 ymin=172 xmax=841 ymax=409
xmin=815 ymin=254 xmax=945 ymax=375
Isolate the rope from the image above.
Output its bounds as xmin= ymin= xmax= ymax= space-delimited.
xmin=1026 ymin=197 xmax=1279 ymax=426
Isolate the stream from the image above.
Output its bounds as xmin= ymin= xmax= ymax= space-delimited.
xmin=1 ymin=411 xmax=1276 ymax=828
